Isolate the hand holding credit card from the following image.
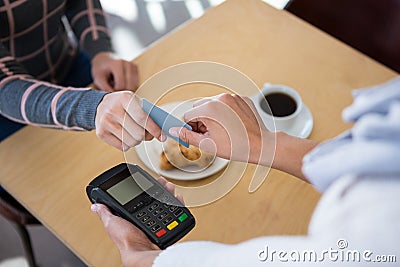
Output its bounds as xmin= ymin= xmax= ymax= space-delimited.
xmin=142 ymin=99 xmax=192 ymax=148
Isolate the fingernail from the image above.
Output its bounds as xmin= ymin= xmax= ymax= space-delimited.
xmin=159 ymin=133 xmax=167 ymax=142
xmin=169 ymin=128 xmax=178 ymax=137
xmin=91 ymin=204 xmax=99 ymax=212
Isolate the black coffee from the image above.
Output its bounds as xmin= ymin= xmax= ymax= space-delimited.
xmin=260 ymin=92 xmax=297 ymax=117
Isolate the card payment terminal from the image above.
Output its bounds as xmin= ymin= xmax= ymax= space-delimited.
xmin=86 ymin=163 xmax=196 ymax=249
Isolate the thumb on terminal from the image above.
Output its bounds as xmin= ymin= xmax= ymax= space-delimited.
xmin=91 ymin=204 xmax=112 ymax=224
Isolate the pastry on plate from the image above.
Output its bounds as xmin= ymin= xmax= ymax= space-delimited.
xmin=160 ymin=139 xmax=214 ymax=171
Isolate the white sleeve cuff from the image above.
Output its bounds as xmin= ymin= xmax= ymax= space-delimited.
xmin=153 ymin=241 xmax=229 ymax=267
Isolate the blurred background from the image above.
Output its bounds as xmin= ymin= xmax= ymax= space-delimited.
xmin=104 ymin=0 xmax=289 ymax=60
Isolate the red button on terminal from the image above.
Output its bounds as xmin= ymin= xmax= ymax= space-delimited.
xmin=156 ymin=229 xmax=166 ymax=237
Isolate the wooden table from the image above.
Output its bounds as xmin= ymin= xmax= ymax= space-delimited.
xmin=0 ymin=0 xmax=396 ymax=266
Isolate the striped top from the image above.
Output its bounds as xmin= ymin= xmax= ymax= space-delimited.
xmin=0 ymin=0 xmax=112 ymax=131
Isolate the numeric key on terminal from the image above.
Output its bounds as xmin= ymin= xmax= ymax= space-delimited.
xmin=158 ymin=212 xmax=168 ymax=220
xmin=151 ymin=225 xmax=161 ymax=232
xmin=141 ymin=215 xmax=151 ymax=223
xmin=136 ymin=211 xmax=147 ymax=218
xmin=146 ymin=220 xmax=156 ymax=227
xmin=162 ymin=216 xmax=173 ymax=225
xmin=148 ymin=203 xmax=159 ymax=212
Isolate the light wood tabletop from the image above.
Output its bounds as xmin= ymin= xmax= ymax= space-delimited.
xmin=0 ymin=0 xmax=396 ymax=266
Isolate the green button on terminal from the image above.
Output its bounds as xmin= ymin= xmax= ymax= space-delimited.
xmin=178 ymin=213 xmax=188 ymax=222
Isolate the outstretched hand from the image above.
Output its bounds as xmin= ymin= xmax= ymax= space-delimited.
xmin=95 ymin=92 xmax=166 ymax=151
xmin=169 ymin=93 xmax=274 ymax=164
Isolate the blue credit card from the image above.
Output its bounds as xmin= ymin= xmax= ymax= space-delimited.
xmin=142 ymin=99 xmax=192 ymax=148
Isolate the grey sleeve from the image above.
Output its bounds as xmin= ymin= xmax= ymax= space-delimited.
xmin=0 ymin=43 xmax=107 ymax=130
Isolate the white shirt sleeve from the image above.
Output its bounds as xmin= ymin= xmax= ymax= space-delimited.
xmin=153 ymin=237 xmax=329 ymax=267
xmin=302 ymin=77 xmax=400 ymax=192
xmin=153 ymin=175 xmax=400 ymax=267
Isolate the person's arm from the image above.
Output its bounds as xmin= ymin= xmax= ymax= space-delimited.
xmin=92 ymin=178 xmax=328 ymax=267
xmin=169 ymin=94 xmax=318 ymax=181
xmin=93 ymin=201 xmax=320 ymax=267
xmin=93 ymin=203 xmax=331 ymax=267
xmin=0 ymin=43 xmax=105 ymax=130
xmin=267 ymin=132 xmax=317 ymax=181
xmin=0 ymin=45 xmax=164 ymax=150
xmin=65 ymin=0 xmax=139 ymax=92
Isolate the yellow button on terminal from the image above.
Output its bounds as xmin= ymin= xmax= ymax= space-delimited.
xmin=167 ymin=221 xmax=178 ymax=230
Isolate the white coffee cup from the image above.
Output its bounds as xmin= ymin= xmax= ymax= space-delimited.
xmin=250 ymin=83 xmax=303 ymax=133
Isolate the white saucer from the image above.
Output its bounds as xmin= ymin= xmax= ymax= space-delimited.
xmin=250 ymin=95 xmax=314 ymax=139
xmin=134 ymin=101 xmax=229 ymax=180
xmin=283 ymin=105 xmax=314 ymax=138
